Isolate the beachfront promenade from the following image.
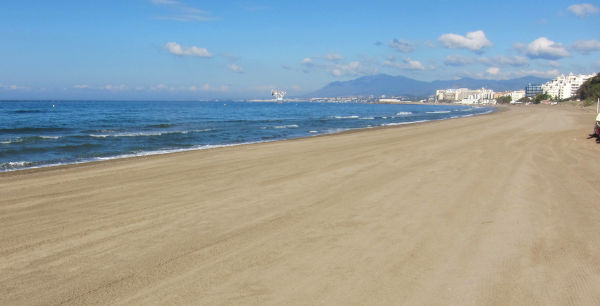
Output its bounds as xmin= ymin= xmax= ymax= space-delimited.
xmin=2 ymin=105 xmax=600 ymax=305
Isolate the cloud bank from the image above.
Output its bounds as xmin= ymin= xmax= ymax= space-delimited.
xmin=438 ymin=30 xmax=492 ymax=52
xmin=568 ymin=3 xmax=599 ymax=17
xmin=521 ymin=37 xmax=569 ymax=59
xmin=165 ymin=42 xmax=212 ymax=57
xmin=571 ymin=39 xmax=600 ymax=54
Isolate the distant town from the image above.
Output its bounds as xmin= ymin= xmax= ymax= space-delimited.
xmin=434 ymin=72 xmax=595 ymax=105
xmin=252 ymin=72 xmax=596 ymax=105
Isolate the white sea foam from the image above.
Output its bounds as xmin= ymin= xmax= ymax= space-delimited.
xmin=2 ymin=108 xmax=496 ymax=173
xmin=360 ymin=117 xmax=375 ymax=120
xmin=90 ymin=129 xmax=214 ymax=138
xmin=0 ymin=135 xmax=60 ymax=144
xmin=325 ymin=128 xmax=351 ymax=134
xmin=332 ymin=115 xmax=359 ymax=119
xmin=0 ymin=141 xmax=267 ymax=173
xmin=395 ymin=112 xmax=413 ymax=116
xmin=2 ymin=161 xmax=32 ymax=167
xmin=426 ymin=110 xmax=452 ymax=114
xmin=274 ymin=124 xmax=299 ymax=129
xmin=381 ymin=120 xmax=431 ymax=126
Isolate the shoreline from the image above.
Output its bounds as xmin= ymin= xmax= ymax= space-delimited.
xmin=3 ymin=104 xmax=599 ymax=305
xmin=0 ymin=106 xmax=497 ymax=176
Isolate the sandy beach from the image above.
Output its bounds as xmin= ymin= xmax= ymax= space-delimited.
xmin=1 ymin=105 xmax=600 ymax=305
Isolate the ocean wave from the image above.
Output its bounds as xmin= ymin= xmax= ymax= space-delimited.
xmin=0 ymin=135 xmax=62 ymax=144
xmin=359 ymin=117 xmax=375 ymax=120
xmin=426 ymin=111 xmax=452 ymax=114
xmin=0 ymin=127 xmax=69 ymax=133
xmin=0 ymin=139 xmax=21 ymax=144
xmin=309 ymin=130 xmax=318 ymax=133
xmin=273 ymin=124 xmax=299 ymax=129
xmin=331 ymin=115 xmax=359 ymax=119
xmin=395 ymin=112 xmax=413 ymax=116
xmin=324 ymin=128 xmax=350 ymax=134
xmin=0 ymin=161 xmax=35 ymax=170
xmin=89 ymin=129 xmax=214 ymax=138
xmin=381 ymin=120 xmax=431 ymax=126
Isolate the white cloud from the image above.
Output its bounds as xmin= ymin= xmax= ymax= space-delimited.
xmin=384 ymin=57 xmax=425 ymax=70
xmin=571 ymin=39 xmax=600 ymax=54
xmin=105 ymin=84 xmax=127 ymax=91
xmin=331 ymin=61 xmax=363 ymax=76
xmin=228 ymin=64 xmax=244 ymax=73
xmin=568 ymin=3 xmax=599 ymax=17
xmin=444 ymin=54 xmax=474 ymax=66
xmin=486 ymin=67 xmax=500 ymax=75
xmin=388 ymin=39 xmax=415 ymax=53
xmin=301 ymin=57 xmax=315 ymax=71
xmin=301 ymin=55 xmax=377 ymax=77
xmin=523 ymin=37 xmax=569 ymax=59
xmin=438 ymin=30 xmax=492 ymax=52
xmin=165 ymin=42 xmax=212 ymax=57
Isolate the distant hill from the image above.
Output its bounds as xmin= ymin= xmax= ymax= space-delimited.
xmin=308 ymin=74 xmax=549 ymax=97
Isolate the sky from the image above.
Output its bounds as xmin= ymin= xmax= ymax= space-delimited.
xmin=0 ymin=0 xmax=599 ymax=100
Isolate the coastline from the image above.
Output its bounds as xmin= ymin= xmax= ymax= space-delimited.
xmin=0 ymin=106 xmax=496 ymax=176
xmin=2 ymin=105 xmax=600 ymax=305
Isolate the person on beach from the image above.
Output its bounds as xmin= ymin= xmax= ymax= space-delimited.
xmin=594 ymin=112 xmax=600 ymax=139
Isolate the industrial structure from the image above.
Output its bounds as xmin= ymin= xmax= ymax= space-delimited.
xmin=271 ymin=89 xmax=286 ymax=103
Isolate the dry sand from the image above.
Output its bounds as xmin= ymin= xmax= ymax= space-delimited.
xmin=1 ymin=105 xmax=600 ymax=305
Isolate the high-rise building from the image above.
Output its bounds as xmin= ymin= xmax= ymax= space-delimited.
xmin=525 ymin=83 xmax=543 ymax=98
xmin=541 ymin=73 xmax=595 ymax=100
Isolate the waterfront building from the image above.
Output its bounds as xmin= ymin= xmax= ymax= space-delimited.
xmin=510 ymin=90 xmax=526 ymax=102
xmin=494 ymin=91 xmax=511 ymax=99
xmin=541 ymin=73 xmax=595 ymax=100
xmin=435 ymin=88 xmax=495 ymax=104
xmin=525 ymin=83 xmax=543 ymax=98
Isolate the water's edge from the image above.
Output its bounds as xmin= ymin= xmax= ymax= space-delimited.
xmin=0 ymin=106 xmax=495 ymax=174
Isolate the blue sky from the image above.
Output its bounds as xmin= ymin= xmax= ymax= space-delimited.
xmin=0 ymin=0 xmax=599 ymax=99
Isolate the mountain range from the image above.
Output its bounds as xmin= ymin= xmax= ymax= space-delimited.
xmin=308 ymin=74 xmax=549 ymax=97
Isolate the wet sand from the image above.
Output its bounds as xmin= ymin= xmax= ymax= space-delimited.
xmin=2 ymin=105 xmax=600 ymax=305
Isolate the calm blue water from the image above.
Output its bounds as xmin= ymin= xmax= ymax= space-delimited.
xmin=0 ymin=101 xmax=493 ymax=172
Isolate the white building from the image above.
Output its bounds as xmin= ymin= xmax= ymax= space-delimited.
xmin=436 ymin=88 xmax=495 ymax=104
xmin=542 ymin=73 xmax=595 ymax=100
xmin=510 ymin=90 xmax=525 ymax=102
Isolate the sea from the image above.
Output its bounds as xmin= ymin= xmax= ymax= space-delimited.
xmin=0 ymin=101 xmax=494 ymax=172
